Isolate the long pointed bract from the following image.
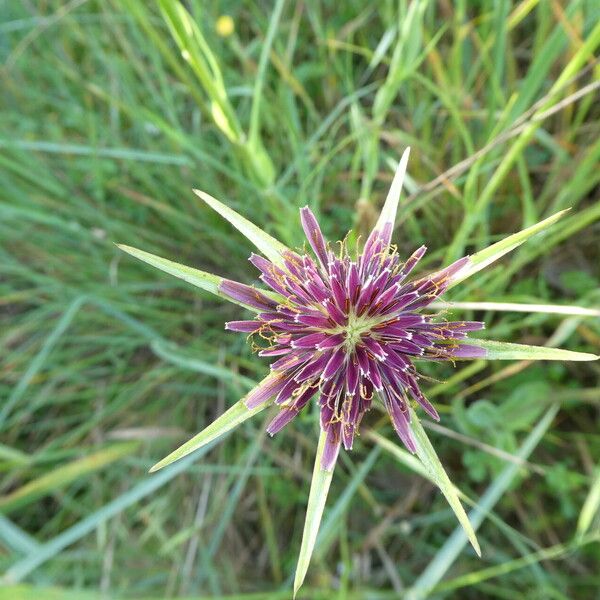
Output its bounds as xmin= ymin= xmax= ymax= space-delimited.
xmin=149 ymin=378 xmax=274 ymax=473
xmin=293 ymin=430 xmax=338 ymax=597
xmin=194 ymin=189 xmax=291 ymax=266
xmin=447 ymin=209 xmax=570 ymax=288
xmin=471 ymin=339 xmax=598 ymax=361
xmin=409 ymin=408 xmax=481 ymax=556
xmin=366 ymin=146 xmax=410 ymax=247
xmin=117 ymin=244 xmax=283 ymax=311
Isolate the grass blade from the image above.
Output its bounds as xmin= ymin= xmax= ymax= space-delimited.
xmin=577 ymin=467 xmax=600 ymax=537
xmin=474 ymin=339 xmax=598 ymax=361
xmin=0 ymin=443 xmax=138 ymax=514
xmin=149 ymin=376 xmax=273 ymax=473
xmin=293 ymin=430 xmax=337 ymax=598
xmin=410 ymin=409 xmax=481 ymax=556
xmin=407 ymin=405 xmax=560 ymax=599
xmin=194 ymin=189 xmax=291 ymax=266
xmin=2 ymin=441 xmax=220 ymax=584
xmin=449 ymin=209 xmax=570 ymax=287
xmin=434 ymin=534 xmax=600 ymax=595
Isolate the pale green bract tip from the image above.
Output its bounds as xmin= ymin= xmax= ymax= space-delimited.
xmin=193 ymin=188 xmax=291 ymax=266
xmin=293 ymin=430 xmax=337 ymax=597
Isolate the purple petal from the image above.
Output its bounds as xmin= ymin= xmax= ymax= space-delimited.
xmin=346 ymin=262 xmax=360 ymax=303
xmin=249 ymin=253 xmax=275 ymax=275
xmin=346 ymin=355 xmax=360 ymax=396
xmin=315 ymin=333 xmax=345 ymax=351
xmin=322 ymin=347 xmax=347 ymax=380
xmin=244 ymin=375 xmax=286 ymax=409
xmin=275 ymin=378 xmax=301 ymax=405
xmin=266 ymin=409 xmax=298 ymax=435
xmin=294 ymin=352 xmax=332 ymax=382
xmin=330 ymin=274 xmax=347 ymax=311
xmin=323 ymin=298 xmax=347 ymax=326
xmin=356 ymin=345 xmax=370 ymax=375
xmin=300 ymin=206 xmax=329 ymax=270
xmin=404 ymin=375 xmax=439 ymax=420
xmin=385 ymin=349 xmax=411 ymax=371
xmin=266 ymin=384 xmax=317 ymax=434
xmin=291 ymin=332 xmax=330 ymax=349
xmin=225 ymin=320 xmax=260 ymax=333
xmin=388 ymin=339 xmax=424 ymax=355
xmin=385 ymin=395 xmax=417 ymax=453
xmin=295 ymin=312 xmax=332 ymax=328
xmin=270 ymin=351 xmax=309 ymax=371
xmin=341 ymin=423 xmax=355 ymax=450
xmin=321 ymin=424 xmax=342 ymax=471
xmin=441 ymin=343 xmax=486 ymax=359
xmin=361 ymin=337 xmax=388 ymax=361
xmin=220 ymin=279 xmax=276 ymax=311
xmin=398 ymin=246 xmax=427 ymax=281
xmin=259 ymin=347 xmax=292 ymax=357
xmin=367 ymin=360 xmax=383 ymax=391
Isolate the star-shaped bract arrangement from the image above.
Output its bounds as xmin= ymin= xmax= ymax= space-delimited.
xmin=119 ymin=148 xmax=597 ymax=597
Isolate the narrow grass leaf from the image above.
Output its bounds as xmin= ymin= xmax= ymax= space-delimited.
xmin=0 ymin=443 xmax=138 ymax=514
xmin=474 ymin=339 xmax=598 ymax=361
xmin=149 ymin=378 xmax=272 ymax=473
xmin=409 ymin=409 xmax=481 ymax=556
xmin=193 ymin=189 xmax=291 ymax=266
xmin=2 ymin=441 xmax=220 ymax=583
xmin=117 ymin=244 xmax=268 ymax=312
xmin=577 ymin=468 xmax=600 ymax=537
xmin=433 ymin=534 xmax=600 ymax=595
xmin=294 ymin=430 xmax=337 ymax=598
xmin=449 ymin=209 xmax=570 ymax=288
xmin=407 ymin=405 xmax=560 ymax=599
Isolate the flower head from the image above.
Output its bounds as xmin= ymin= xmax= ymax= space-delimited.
xmin=118 ymin=146 xmax=597 ymax=598
xmin=223 ymin=207 xmax=485 ymax=469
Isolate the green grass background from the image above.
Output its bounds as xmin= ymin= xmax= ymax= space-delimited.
xmin=1 ymin=1 xmax=599 ymax=598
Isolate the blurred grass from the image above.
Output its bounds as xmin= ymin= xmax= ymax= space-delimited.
xmin=1 ymin=0 xmax=599 ymax=598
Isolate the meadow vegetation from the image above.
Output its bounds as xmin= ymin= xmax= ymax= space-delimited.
xmin=1 ymin=1 xmax=599 ymax=598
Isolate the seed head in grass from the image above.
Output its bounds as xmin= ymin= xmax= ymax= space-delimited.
xmin=118 ymin=147 xmax=597 ymax=596
xmin=223 ymin=208 xmax=485 ymax=469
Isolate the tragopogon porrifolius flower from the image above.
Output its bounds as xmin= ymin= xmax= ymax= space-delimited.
xmin=119 ymin=148 xmax=597 ymax=596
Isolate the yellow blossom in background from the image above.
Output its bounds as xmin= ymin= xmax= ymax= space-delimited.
xmin=216 ymin=15 xmax=234 ymax=37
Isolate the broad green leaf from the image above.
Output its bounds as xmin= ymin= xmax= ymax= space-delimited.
xmin=149 ymin=378 xmax=272 ymax=473
xmin=409 ymin=408 xmax=481 ymax=556
xmin=371 ymin=146 xmax=411 ymax=236
xmin=449 ymin=209 xmax=570 ymax=288
xmin=0 ymin=443 xmax=137 ymax=514
xmin=194 ymin=189 xmax=291 ymax=266
xmin=117 ymin=244 xmax=280 ymax=312
xmin=294 ymin=430 xmax=337 ymax=598
xmin=474 ymin=339 xmax=598 ymax=361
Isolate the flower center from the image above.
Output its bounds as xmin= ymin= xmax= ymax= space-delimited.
xmin=341 ymin=314 xmax=376 ymax=350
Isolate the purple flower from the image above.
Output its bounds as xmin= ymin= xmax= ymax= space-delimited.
xmin=119 ymin=146 xmax=597 ymax=597
xmin=223 ymin=206 xmax=485 ymax=470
